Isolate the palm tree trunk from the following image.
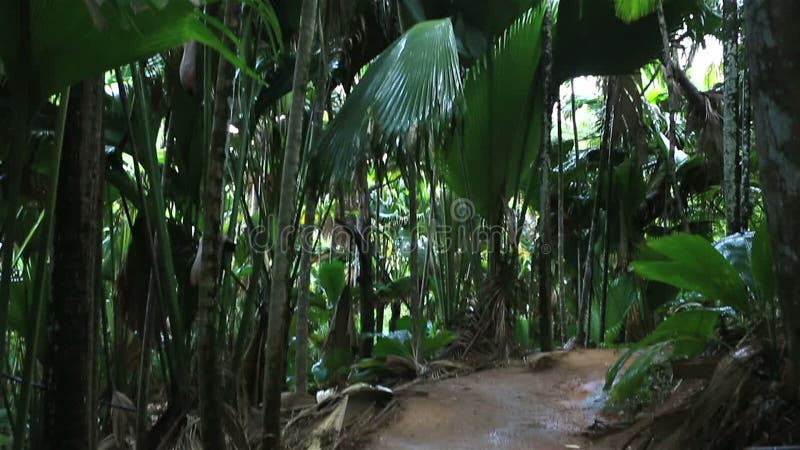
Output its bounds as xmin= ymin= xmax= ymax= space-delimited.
xmin=261 ymin=0 xmax=318 ymax=446
xmin=723 ymin=0 xmax=742 ymax=234
xmin=598 ymin=138 xmax=613 ymax=344
xmin=407 ymin=155 xmax=422 ymax=362
xmin=556 ymin=98 xmax=565 ymax=345
xmin=294 ymin=191 xmax=317 ymax=395
xmin=357 ymin=162 xmax=376 ymax=357
xmin=45 ymin=76 xmax=104 ymax=450
xmin=744 ymin=0 xmax=800 ymax=371
xmin=739 ymin=25 xmax=752 ymax=230
xmin=538 ymin=7 xmax=554 ymax=352
xmin=197 ymin=1 xmax=240 ymax=447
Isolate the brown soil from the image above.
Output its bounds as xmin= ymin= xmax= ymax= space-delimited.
xmin=363 ymin=349 xmax=622 ymax=450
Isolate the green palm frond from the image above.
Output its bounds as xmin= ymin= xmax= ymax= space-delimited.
xmin=1 ymin=0 xmax=257 ymax=102
xmin=614 ymin=0 xmax=661 ymax=24
xmin=313 ymin=18 xmax=463 ymax=184
xmin=443 ymin=5 xmax=547 ymax=221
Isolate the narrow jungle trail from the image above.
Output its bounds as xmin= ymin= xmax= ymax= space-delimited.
xmin=364 ymin=349 xmax=621 ymax=450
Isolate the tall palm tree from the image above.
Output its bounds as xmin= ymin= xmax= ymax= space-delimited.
xmin=262 ymin=0 xmax=318 ymax=447
xmin=197 ymin=0 xmax=241 ymax=447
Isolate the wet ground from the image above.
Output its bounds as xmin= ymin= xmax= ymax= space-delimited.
xmin=363 ymin=349 xmax=621 ymax=450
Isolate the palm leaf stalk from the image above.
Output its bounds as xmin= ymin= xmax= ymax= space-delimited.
xmin=656 ymin=0 xmax=689 ymax=231
xmin=129 ymin=62 xmax=188 ymax=382
xmin=12 ymin=86 xmax=70 ymax=449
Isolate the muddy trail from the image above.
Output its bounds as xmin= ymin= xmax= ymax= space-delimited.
xmin=363 ymin=349 xmax=621 ymax=450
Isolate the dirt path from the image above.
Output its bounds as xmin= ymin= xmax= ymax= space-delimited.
xmin=364 ymin=349 xmax=621 ymax=450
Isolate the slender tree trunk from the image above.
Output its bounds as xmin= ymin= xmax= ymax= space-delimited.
xmin=537 ymin=7 xmax=554 ymax=352
xmin=723 ymin=0 xmax=742 ymax=234
xmin=262 ymin=0 xmax=318 ymax=446
xmin=556 ymin=98 xmax=566 ymax=345
xmin=407 ymin=154 xmax=422 ymax=362
xmin=578 ymin=79 xmax=614 ymax=347
xmin=739 ymin=23 xmax=752 ymax=230
xmin=357 ymin=162 xmax=376 ymax=357
xmin=294 ymin=191 xmax=317 ymax=395
xmin=598 ymin=139 xmax=613 ymax=344
xmin=570 ymin=79 xmax=582 ymax=334
xmin=45 ymin=77 xmax=104 ymax=450
xmin=197 ymin=1 xmax=241 ymax=447
xmin=744 ymin=0 xmax=800 ymax=371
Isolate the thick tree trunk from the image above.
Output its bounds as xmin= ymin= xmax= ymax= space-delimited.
xmin=262 ymin=0 xmax=318 ymax=446
xmin=723 ymin=0 xmax=742 ymax=234
xmin=745 ymin=0 xmax=800 ymax=371
xmin=197 ymin=1 xmax=241 ymax=447
xmin=45 ymin=77 xmax=104 ymax=450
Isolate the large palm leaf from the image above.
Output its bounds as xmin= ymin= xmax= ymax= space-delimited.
xmin=313 ymin=18 xmax=463 ymax=183
xmin=0 ymin=0 xmax=251 ymax=102
xmin=442 ymin=5 xmax=547 ymax=221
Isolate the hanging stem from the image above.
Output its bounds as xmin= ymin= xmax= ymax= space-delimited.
xmin=657 ymin=0 xmax=689 ymax=231
xmin=12 ymin=86 xmax=69 ymax=450
xmin=556 ymin=97 xmax=566 ymax=345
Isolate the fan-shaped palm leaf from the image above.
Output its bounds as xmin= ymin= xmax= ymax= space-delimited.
xmin=313 ymin=18 xmax=463 ymax=183
xmin=443 ymin=5 xmax=547 ymax=221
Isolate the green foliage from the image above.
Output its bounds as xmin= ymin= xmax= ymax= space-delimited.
xmin=0 ymin=0 xmax=256 ymax=103
xmin=318 ymin=260 xmax=346 ymax=304
xmin=514 ymin=315 xmax=532 ymax=349
xmin=614 ymin=0 xmax=660 ymax=24
xmin=0 ymin=408 xmax=11 ymax=444
xmin=751 ymin=223 xmax=775 ymax=305
xmin=398 ymin=0 xmax=535 ymax=61
xmin=314 ymin=18 xmax=463 ymax=183
xmin=354 ymin=318 xmax=457 ymax=382
xmin=312 ymin=348 xmax=352 ymax=386
xmin=590 ymin=274 xmax=640 ymax=344
xmin=443 ymin=5 xmax=546 ymax=221
xmin=632 ymin=233 xmax=750 ymax=313
xmin=605 ymin=309 xmax=719 ymax=401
